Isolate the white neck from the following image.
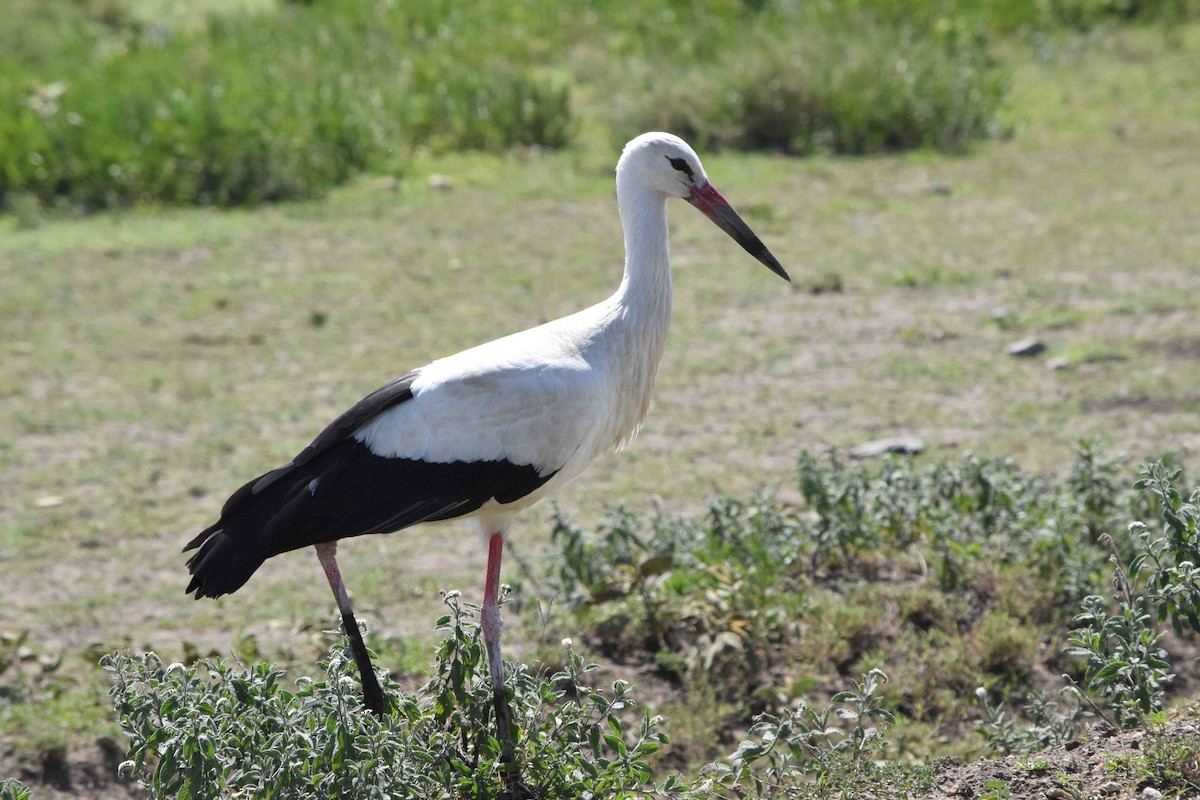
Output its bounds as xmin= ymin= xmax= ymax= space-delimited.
xmin=591 ymin=174 xmax=674 ymax=451
xmin=613 ymin=176 xmax=673 ymax=318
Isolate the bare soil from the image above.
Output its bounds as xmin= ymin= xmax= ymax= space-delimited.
xmin=914 ymin=720 xmax=1200 ymax=800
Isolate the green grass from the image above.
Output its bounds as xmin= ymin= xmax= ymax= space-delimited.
xmin=0 ymin=0 xmax=1024 ymax=211
xmin=2 ymin=9 xmax=1200 ymax=792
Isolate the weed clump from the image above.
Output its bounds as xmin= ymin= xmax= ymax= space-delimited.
xmin=100 ymin=455 xmax=1200 ymax=796
xmin=104 ymin=595 xmax=932 ymax=799
xmin=537 ymin=447 xmax=1197 ymax=758
xmin=0 ymin=0 xmax=572 ymax=210
xmin=613 ymin=11 xmax=1008 ymax=156
xmin=0 ymin=779 xmax=31 ymax=800
xmin=104 ymin=592 xmax=666 ymax=799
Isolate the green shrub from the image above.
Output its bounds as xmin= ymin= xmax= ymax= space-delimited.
xmin=104 ymin=592 xmax=667 ymax=799
xmin=1046 ymin=0 xmax=1200 ymax=29
xmin=100 ymin=453 xmax=1200 ymax=796
xmin=544 ymin=498 xmax=802 ymax=699
xmin=104 ymin=591 xmax=933 ymax=799
xmin=1065 ymin=462 xmax=1200 ymax=728
xmin=0 ymin=0 xmax=573 ymax=210
xmin=538 ymin=448 xmax=1189 ymax=755
xmin=4 ymin=0 xmax=1196 ymax=211
xmin=0 ymin=779 xmax=32 ymax=800
xmin=613 ymin=11 xmax=1008 ymax=156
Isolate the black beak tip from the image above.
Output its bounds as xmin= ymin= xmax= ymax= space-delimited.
xmin=755 ymin=247 xmax=790 ymax=282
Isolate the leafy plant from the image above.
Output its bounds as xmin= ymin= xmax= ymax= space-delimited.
xmin=828 ymin=668 xmax=896 ymax=763
xmin=1065 ymin=462 xmax=1200 ymax=728
xmin=1065 ymin=593 xmax=1172 ymax=727
xmin=544 ymin=498 xmax=800 ymax=701
xmin=976 ymin=687 xmax=1086 ymax=755
xmin=104 ymin=592 xmax=668 ymax=799
xmin=685 ymin=670 xmax=925 ymax=799
xmin=540 ymin=448 xmax=1177 ymax=736
xmin=1131 ymin=463 xmax=1200 ymax=635
xmin=0 ymin=779 xmax=32 ymax=800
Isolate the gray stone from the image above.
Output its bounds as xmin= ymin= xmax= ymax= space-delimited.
xmin=848 ymin=436 xmax=925 ymax=459
xmin=1007 ymin=338 xmax=1046 ymax=357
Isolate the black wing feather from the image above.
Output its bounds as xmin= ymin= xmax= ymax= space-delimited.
xmin=184 ymin=372 xmax=555 ymax=598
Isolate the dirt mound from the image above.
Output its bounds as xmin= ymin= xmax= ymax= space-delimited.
xmin=916 ymin=720 xmax=1200 ymax=800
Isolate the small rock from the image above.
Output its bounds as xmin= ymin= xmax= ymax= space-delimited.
xmin=34 ymin=495 xmax=63 ymax=508
xmin=1142 ymin=788 xmax=1163 ymax=799
xmin=1098 ymin=781 xmax=1122 ymax=796
xmin=1046 ymin=357 xmax=1072 ymax=371
xmin=1045 ymin=789 xmax=1073 ymax=799
xmin=848 ymin=436 xmax=925 ymax=459
xmin=928 ymin=182 xmax=952 ymax=196
xmin=428 ymin=174 xmax=455 ymax=190
xmin=1007 ymin=338 xmax=1046 ymax=357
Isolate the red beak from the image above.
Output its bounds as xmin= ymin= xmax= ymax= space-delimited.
xmin=686 ymin=182 xmax=789 ymax=281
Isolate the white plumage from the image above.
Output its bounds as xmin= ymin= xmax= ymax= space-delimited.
xmin=185 ymin=132 xmax=789 ymax=722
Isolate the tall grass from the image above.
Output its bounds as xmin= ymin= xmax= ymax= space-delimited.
xmin=5 ymin=0 xmax=1192 ymax=210
xmin=612 ymin=16 xmax=1008 ymax=156
xmin=0 ymin=0 xmax=572 ymax=209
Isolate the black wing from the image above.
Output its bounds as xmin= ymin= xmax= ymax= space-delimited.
xmin=184 ymin=372 xmax=555 ymax=598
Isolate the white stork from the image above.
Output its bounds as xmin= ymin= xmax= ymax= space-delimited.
xmin=184 ymin=132 xmax=789 ymax=725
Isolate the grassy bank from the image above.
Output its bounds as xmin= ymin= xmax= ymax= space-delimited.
xmin=0 ymin=0 xmax=1024 ymax=210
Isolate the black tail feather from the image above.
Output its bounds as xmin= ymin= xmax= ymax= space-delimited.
xmin=185 ymin=528 xmax=269 ymax=598
xmin=184 ymin=465 xmax=312 ymax=599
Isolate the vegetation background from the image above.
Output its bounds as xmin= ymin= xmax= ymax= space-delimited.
xmin=2 ymin=0 xmax=1200 ymax=797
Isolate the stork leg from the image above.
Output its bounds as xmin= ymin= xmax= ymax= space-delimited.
xmin=315 ymin=542 xmax=387 ymax=716
xmin=481 ymin=531 xmax=517 ymax=766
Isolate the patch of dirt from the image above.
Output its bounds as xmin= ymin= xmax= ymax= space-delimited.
xmin=1082 ymin=395 xmax=1200 ymax=414
xmin=1 ymin=737 xmax=142 ymax=799
xmin=1144 ymin=337 xmax=1200 ymax=361
xmin=912 ymin=720 xmax=1200 ymax=800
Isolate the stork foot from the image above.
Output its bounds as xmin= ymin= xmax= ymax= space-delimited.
xmin=342 ymin=612 xmax=388 ymax=717
xmin=493 ymin=696 xmax=533 ymax=800
xmin=485 ymin=621 xmax=519 ymax=779
xmin=493 ymin=682 xmax=515 ymax=748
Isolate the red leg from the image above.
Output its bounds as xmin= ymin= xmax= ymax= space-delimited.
xmin=481 ymin=532 xmax=518 ymax=771
xmin=481 ymin=532 xmax=506 ymax=690
xmin=315 ymin=542 xmax=386 ymax=716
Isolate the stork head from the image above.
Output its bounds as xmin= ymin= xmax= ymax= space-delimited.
xmin=617 ymin=132 xmax=790 ymax=282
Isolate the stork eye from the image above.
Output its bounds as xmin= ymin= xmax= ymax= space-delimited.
xmin=667 ymin=156 xmax=694 ymax=178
